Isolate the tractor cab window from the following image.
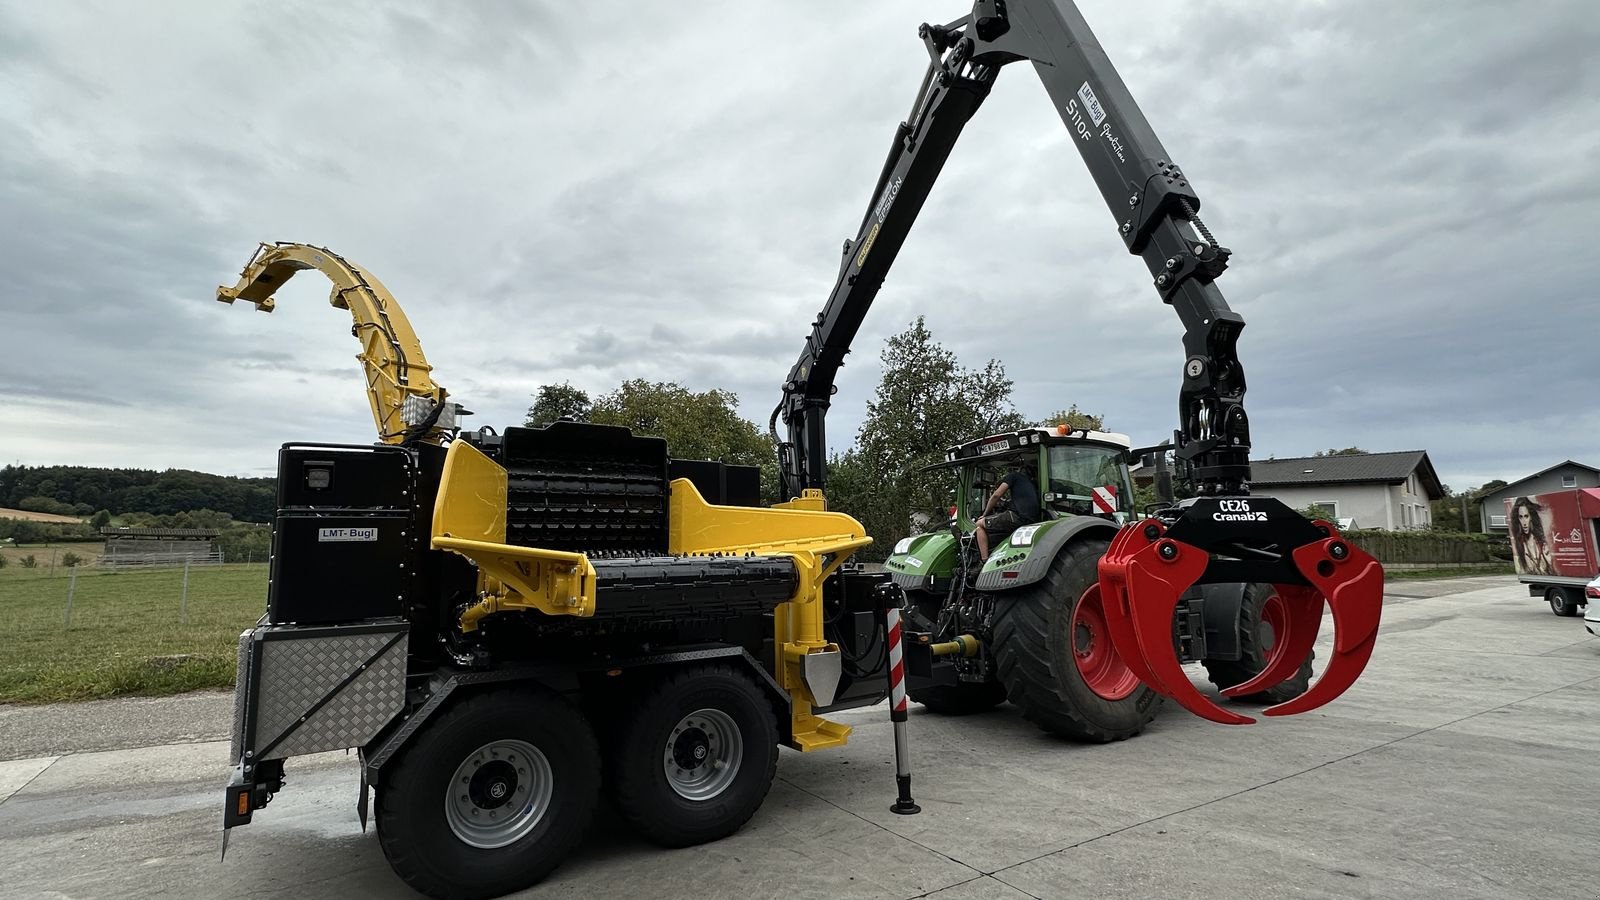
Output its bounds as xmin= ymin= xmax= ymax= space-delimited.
xmin=961 ymin=452 xmax=1039 ymax=523
xmin=1044 ymin=444 xmax=1133 ymax=522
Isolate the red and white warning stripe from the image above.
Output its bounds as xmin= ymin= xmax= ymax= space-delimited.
xmin=886 ymin=607 xmax=908 ymax=714
xmin=1092 ymin=485 xmax=1118 ymax=515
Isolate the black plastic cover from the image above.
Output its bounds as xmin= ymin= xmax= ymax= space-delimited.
xmin=669 ymin=459 xmax=763 ymax=507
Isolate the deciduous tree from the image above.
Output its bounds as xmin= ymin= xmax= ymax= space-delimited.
xmin=524 ymin=382 xmax=593 ymax=427
xmin=837 ymin=317 xmax=1027 ymax=557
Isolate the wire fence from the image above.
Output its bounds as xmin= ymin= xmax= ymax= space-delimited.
xmin=1 ymin=562 xmax=266 ymax=633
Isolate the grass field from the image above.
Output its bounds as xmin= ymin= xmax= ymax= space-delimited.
xmin=0 ymin=563 xmax=267 ymax=704
xmin=0 ymin=541 xmax=104 ymax=570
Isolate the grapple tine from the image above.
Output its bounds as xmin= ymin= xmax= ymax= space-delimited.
xmin=1099 ymin=521 xmax=1254 ymax=726
xmin=1098 ymin=501 xmax=1383 ymax=726
xmin=1261 ymin=537 xmax=1383 ymax=717
xmin=1098 ymin=525 xmax=1176 ymax=695
xmin=1218 ymin=584 xmax=1322 ymax=698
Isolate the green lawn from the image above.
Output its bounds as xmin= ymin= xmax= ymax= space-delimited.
xmin=0 ymin=563 xmax=267 ymax=703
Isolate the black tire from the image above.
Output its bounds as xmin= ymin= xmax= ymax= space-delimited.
xmin=1202 ymin=583 xmax=1315 ymax=704
xmin=608 ymin=664 xmax=779 ymax=847
xmin=375 ymin=687 xmax=601 ymax=900
xmin=991 ymin=536 xmax=1162 ymax=742
xmin=909 ymin=679 xmax=1008 ymax=715
xmin=1548 ymin=587 xmax=1580 ymax=617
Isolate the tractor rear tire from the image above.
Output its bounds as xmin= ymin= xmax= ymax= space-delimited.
xmin=1547 ymin=587 xmax=1581 ymax=617
xmin=375 ymin=687 xmax=601 ymax=900
xmin=991 ymin=536 xmax=1162 ymax=742
xmin=909 ymin=679 xmax=1008 ymax=715
xmin=1202 ymin=582 xmax=1316 ymax=704
xmin=608 ymin=664 xmax=779 ymax=848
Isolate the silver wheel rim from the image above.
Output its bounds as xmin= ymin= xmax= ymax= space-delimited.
xmin=444 ymin=739 xmax=553 ymax=849
xmin=663 ymin=708 xmax=743 ymax=801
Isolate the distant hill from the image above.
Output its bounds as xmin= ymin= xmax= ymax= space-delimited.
xmin=0 ymin=465 xmax=276 ymax=524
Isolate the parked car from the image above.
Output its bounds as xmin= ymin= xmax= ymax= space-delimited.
xmin=1584 ymin=575 xmax=1600 ymax=637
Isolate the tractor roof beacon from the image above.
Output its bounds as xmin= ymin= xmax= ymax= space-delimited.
xmin=216 ymin=3 xmax=1384 ymax=898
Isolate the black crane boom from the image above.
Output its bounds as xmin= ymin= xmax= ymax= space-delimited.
xmin=774 ymin=0 xmax=1250 ymax=503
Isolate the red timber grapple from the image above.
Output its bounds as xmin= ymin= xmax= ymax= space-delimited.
xmin=772 ymin=0 xmax=1386 ymax=727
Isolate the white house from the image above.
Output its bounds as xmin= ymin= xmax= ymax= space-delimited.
xmin=1478 ymin=460 xmax=1600 ymax=532
xmin=1249 ymin=451 xmax=1443 ymax=531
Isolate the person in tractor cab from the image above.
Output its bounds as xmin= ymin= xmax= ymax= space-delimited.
xmin=976 ymin=466 xmax=1040 ymax=561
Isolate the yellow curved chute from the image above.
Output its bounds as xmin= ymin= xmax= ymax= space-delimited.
xmin=216 ymin=242 xmax=462 ymax=445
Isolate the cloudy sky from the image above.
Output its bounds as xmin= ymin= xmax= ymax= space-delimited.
xmin=1 ymin=0 xmax=1594 ymax=492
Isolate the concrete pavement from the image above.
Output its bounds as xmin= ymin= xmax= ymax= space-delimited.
xmin=1 ymin=575 xmax=1597 ymax=899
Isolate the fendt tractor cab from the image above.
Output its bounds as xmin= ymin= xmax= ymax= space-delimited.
xmin=885 ymin=427 xmax=1315 ymax=741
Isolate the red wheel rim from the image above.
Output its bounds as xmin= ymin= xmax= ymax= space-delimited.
xmin=1259 ymin=591 xmax=1289 ymax=673
xmin=1072 ymin=583 xmax=1141 ymax=701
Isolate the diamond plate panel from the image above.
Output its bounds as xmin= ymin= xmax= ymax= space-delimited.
xmin=230 ymin=629 xmax=252 ymax=759
xmin=255 ymin=627 xmax=406 ymax=759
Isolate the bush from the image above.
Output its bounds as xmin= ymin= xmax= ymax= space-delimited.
xmin=20 ymin=554 xmax=37 ymax=568
xmin=61 ymin=551 xmax=83 ymax=567
xmin=1341 ymin=529 xmax=1493 ymax=565
xmin=0 ymin=519 xmax=46 ymax=544
xmin=16 ymin=496 xmax=78 ymax=516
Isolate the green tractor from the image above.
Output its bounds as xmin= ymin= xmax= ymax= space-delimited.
xmin=884 ymin=426 xmax=1313 ymax=741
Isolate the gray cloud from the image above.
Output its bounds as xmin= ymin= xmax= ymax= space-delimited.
xmin=1 ymin=0 xmax=1595 ymax=492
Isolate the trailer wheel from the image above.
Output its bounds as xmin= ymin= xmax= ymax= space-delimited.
xmin=1547 ymin=587 xmax=1581 ymax=617
xmin=608 ymin=664 xmax=778 ymax=847
xmin=375 ymin=688 xmax=600 ymax=900
xmin=909 ymin=679 xmax=1008 ymax=715
xmin=992 ymin=536 xmax=1162 ymax=742
xmin=1202 ymin=583 xmax=1316 ymax=704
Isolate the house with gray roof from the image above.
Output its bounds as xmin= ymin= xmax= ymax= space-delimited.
xmin=1247 ymin=451 xmax=1444 ymax=531
xmin=1477 ymin=460 xmax=1600 ymax=532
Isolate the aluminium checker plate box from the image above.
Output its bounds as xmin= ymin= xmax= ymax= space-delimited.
xmin=232 ymin=620 xmax=408 ymax=763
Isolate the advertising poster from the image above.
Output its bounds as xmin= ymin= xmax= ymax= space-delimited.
xmin=1505 ymin=491 xmax=1598 ymax=578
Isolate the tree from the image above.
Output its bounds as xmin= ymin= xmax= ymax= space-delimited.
xmin=587 ymin=380 xmax=778 ymax=500
xmin=1431 ymin=479 xmax=1509 ymax=534
xmin=835 ymin=317 xmax=1027 ymax=558
xmin=1042 ymin=404 xmax=1105 ymax=431
xmin=90 ymin=509 xmax=112 ymax=527
xmin=0 ymin=464 xmax=274 ymax=523
xmin=524 ymin=382 xmax=592 ymax=427
xmin=1314 ymin=447 xmax=1370 ymax=457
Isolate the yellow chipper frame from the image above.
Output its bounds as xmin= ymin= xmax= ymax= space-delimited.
xmin=219 ymin=242 xmax=914 ymax=899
